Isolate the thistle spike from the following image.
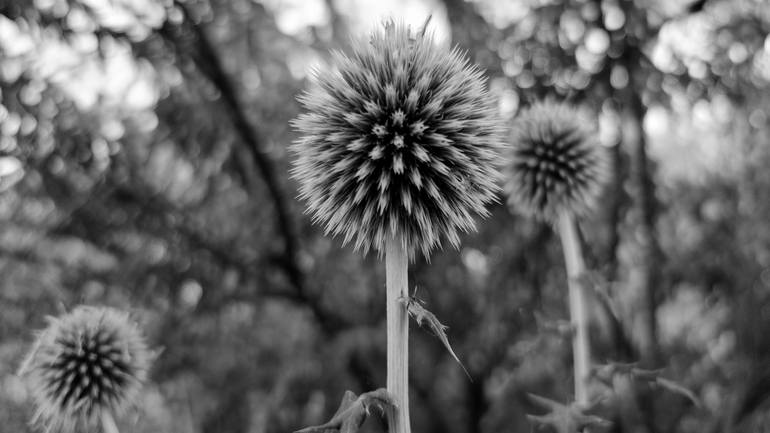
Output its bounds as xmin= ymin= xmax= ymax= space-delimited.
xmin=19 ymin=306 xmax=153 ymax=433
xmin=504 ymin=100 xmax=609 ymax=221
xmin=291 ymin=21 xmax=503 ymax=259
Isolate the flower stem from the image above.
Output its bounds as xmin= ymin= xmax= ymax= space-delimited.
xmin=101 ymin=411 xmax=120 ymax=433
xmin=558 ymin=211 xmax=591 ymax=405
xmin=386 ymin=236 xmax=411 ymax=433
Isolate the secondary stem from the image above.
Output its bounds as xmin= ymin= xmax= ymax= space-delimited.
xmin=101 ymin=411 xmax=120 ymax=433
xmin=385 ymin=236 xmax=411 ymax=433
xmin=558 ymin=211 xmax=591 ymax=405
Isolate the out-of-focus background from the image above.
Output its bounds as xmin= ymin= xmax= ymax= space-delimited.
xmin=1 ymin=0 xmax=769 ymax=432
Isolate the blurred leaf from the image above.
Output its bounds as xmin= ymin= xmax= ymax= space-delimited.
xmin=534 ymin=310 xmax=574 ymax=338
xmin=526 ymin=393 xmax=612 ymax=433
xmin=591 ymin=362 xmax=701 ymax=407
xmin=294 ymin=389 xmax=395 ymax=433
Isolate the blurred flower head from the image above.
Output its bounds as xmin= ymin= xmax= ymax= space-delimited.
xmin=504 ymin=100 xmax=609 ymax=221
xmin=292 ymin=21 xmax=503 ymax=259
xmin=19 ymin=305 xmax=152 ymax=433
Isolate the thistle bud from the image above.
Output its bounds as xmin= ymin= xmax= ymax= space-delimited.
xmin=504 ymin=100 xmax=609 ymax=221
xmin=20 ymin=306 xmax=152 ymax=433
xmin=292 ymin=21 xmax=503 ymax=259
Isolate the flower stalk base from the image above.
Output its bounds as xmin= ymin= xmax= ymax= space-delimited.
xmin=386 ymin=236 xmax=411 ymax=433
xmin=559 ymin=211 xmax=591 ymax=405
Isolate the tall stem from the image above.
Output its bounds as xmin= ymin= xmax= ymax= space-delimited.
xmin=101 ymin=411 xmax=120 ymax=433
xmin=558 ymin=211 xmax=591 ymax=405
xmin=386 ymin=236 xmax=411 ymax=433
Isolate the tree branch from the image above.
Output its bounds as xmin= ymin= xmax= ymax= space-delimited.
xmin=160 ymin=0 xmax=305 ymax=299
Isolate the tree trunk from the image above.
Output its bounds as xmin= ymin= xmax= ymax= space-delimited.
xmin=466 ymin=378 xmax=488 ymax=433
xmin=623 ymin=89 xmax=660 ymax=368
xmin=617 ymin=83 xmax=659 ymax=433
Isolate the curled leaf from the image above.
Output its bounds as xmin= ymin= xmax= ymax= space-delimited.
xmin=655 ymin=377 xmax=701 ymax=407
xmin=294 ymin=389 xmax=395 ymax=433
xmin=399 ymin=290 xmax=471 ymax=379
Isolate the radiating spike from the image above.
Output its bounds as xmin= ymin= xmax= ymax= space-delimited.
xmin=392 ymin=154 xmax=404 ymax=174
xmin=410 ymin=168 xmax=422 ymax=189
xmin=379 ymin=173 xmax=391 ymax=191
xmin=405 ymin=90 xmax=420 ymax=113
xmin=412 ymin=143 xmax=430 ymax=162
xmin=369 ymin=145 xmax=384 ymax=160
xmin=402 ymin=188 xmax=412 ymax=214
xmin=385 ymin=84 xmax=398 ymax=107
xmin=364 ymin=100 xmax=381 ymax=115
xmin=410 ymin=120 xmax=427 ymax=136
xmin=372 ymin=124 xmax=387 ymax=137
xmin=392 ymin=110 xmax=406 ymax=126
xmin=346 ymin=138 xmax=366 ymax=152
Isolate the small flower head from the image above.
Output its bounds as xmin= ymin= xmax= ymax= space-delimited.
xmin=20 ymin=306 xmax=152 ymax=433
xmin=292 ymin=21 xmax=503 ymax=259
xmin=504 ymin=100 xmax=609 ymax=221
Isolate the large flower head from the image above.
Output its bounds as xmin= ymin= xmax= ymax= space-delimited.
xmin=19 ymin=306 xmax=152 ymax=433
xmin=291 ymin=21 xmax=503 ymax=259
xmin=504 ymin=100 xmax=609 ymax=221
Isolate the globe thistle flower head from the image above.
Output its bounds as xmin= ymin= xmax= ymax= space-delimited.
xmin=505 ymin=100 xmax=609 ymax=221
xmin=291 ymin=21 xmax=503 ymax=259
xmin=20 ymin=306 xmax=151 ymax=433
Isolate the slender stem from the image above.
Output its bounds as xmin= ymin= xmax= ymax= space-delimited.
xmin=385 ymin=236 xmax=411 ymax=433
xmin=558 ymin=211 xmax=591 ymax=405
xmin=101 ymin=411 xmax=120 ymax=433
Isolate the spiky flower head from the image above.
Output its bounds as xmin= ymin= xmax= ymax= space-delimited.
xmin=504 ymin=100 xmax=609 ymax=221
xmin=291 ymin=21 xmax=503 ymax=259
xmin=19 ymin=306 xmax=152 ymax=433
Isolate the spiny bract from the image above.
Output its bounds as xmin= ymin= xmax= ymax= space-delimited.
xmin=20 ymin=305 xmax=151 ymax=433
xmin=291 ymin=22 xmax=503 ymax=259
xmin=504 ymin=100 xmax=609 ymax=221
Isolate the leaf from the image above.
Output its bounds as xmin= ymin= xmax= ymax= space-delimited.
xmin=576 ymin=272 xmax=637 ymax=360
xmin=655 ymin=377 xmax=702 ymax=407
xmin=526 ymin=393 xmax=612 ymax=433
xmin=399 ymin=290 xmax=471 ymax=379
xmin=590 ymin=362 xmax=643 ymax=386
xmin=590 ymin=362 xmax=701 ymax=407
xmin=294 ymin=389 xmax=396 ymax=433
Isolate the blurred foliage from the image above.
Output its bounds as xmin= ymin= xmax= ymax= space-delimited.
xmin=0 ymin=0 xmax=769 ymax=432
